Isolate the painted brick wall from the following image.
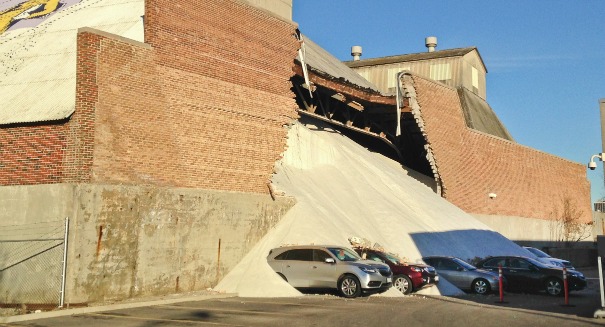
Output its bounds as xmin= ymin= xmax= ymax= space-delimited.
xmin=412 ymin=75 xmax=592 ymax=222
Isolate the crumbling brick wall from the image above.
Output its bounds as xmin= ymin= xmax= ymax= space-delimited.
xmin=412 ymin=75 xmax=592 ymax=223
xmin=0 ymin=0 xmax=300 ymax=194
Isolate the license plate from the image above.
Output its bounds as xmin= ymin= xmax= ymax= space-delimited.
xmin=387 ymin=277 xmax=392 ymax=283
xmin=434 ymin=276 xmax=439 ymax=282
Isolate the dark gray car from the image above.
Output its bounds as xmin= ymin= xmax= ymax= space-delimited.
xmin=422 ymin=256 xmax=501 ymax=294
xmin=267 ymin=245 xmax=392 ymax=298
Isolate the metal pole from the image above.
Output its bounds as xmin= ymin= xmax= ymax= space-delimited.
xmin=59 ymin=217 xmax=69 ymax=308
xmin=498 ymin=264 xmax=503 ymax=303
xmin=563 ymin=267 xmax=569 ymax=305
xmin=597 ymin=257 xmax=605 ymax=308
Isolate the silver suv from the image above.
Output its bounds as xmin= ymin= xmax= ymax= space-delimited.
xmin=267 ymin=245 xmax=393 ymax=298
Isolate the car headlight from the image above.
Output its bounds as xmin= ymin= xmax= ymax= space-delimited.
xmin=550 ymin=261 xmax=564 ymax=267
xmin=411 ymin=267 xmax=423 ymax=272
xmin=359 ymin=266 xmax=377 ymax=274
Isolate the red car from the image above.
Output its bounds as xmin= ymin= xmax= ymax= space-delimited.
xmin=354 ymin=248 xmax=439 ymax=294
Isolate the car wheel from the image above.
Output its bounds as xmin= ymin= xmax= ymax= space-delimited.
xmin=277 ymin=273 xmax=288 ymax=282
xmin=338 ymin=274 xmax=362 ymax=298
xmin=545 ymin=278 xmax=563 ymax=296
xmin=472 ymin=278 xmax=491 ymax=295
xmin=393 ymin=275 xmax=413 ymax=295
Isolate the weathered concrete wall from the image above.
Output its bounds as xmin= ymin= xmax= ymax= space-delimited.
xmin=472 ymin=214 xmax=553 ymax=243
xmin=0 ymin=184 xmax=295 ymax=304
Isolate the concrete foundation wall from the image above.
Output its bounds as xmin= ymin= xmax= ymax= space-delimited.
xmin=0 ymin=184 xmax=295 ymax=304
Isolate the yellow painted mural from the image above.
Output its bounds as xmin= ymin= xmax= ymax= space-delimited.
xmin=0 ymin=0 xmax=62 ymax=34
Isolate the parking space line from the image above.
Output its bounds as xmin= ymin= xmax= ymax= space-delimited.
xmin=158 ymin=304 xmax=301 ymax=316
xmin=79 ymin=312 xmax=246 ymax=326
xmin=213 ymin=299 xmax=340 ymax=308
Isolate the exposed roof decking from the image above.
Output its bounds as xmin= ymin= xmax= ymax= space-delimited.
xmin=300 ymin=35 xmax=383 ymax=94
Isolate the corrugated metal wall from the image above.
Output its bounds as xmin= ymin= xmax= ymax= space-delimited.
xmin=351 ymin=52 xmax=486 ymax=99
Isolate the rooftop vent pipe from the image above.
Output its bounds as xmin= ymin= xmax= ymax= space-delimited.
xmin=425 ymin=36 xmax=437 ymax=52
xmin=351 ymin=45 xmax=362 ymax=61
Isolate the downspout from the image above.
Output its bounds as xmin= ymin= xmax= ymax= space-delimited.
xmin=397 ymin=72 xmax=444 ymax=196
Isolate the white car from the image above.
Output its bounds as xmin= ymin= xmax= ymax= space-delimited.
xmin=523 ymin=246 xmax=574 ymax=270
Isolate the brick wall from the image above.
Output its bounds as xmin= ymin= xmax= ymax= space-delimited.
xmin=0 ymin=123 xmax=66 ymax=184
xmin=87 ymin=0 xmax=299 ymax=193
xmin=412 ymin=75 xmax=592 ymax=222
xmin=1 ymin=0 xmax=300 ymax=194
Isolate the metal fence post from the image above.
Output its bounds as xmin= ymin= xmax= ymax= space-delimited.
xmin=59 ymin=217 xmax=69 ymax=308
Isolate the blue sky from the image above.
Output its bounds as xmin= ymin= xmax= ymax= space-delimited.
xmin=293 ymin=0 xmax=605 ymax=203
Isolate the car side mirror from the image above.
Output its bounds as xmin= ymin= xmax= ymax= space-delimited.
xmin=325 ymin=258 xmax=335 ymax=264
xmin=457 ymin=266 xmax=464 ymax=271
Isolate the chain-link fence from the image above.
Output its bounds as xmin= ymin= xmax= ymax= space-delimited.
xmin=0 ymin=218 xmax=67 ymax=310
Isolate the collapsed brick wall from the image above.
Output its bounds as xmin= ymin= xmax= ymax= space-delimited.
xmin=412 ymin=75 xmax=592 ymax=223
xmin=89 ymin=0 xmax=300 ymax=193
xmin=1 ymin=0 xmax=300 ymax=193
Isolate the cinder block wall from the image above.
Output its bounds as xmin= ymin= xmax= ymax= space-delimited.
xmin=412 ymin=75 xmax=592 ymax=223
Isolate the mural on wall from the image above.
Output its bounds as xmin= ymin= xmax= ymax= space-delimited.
xmin=0 ymin=0 xmax=81 ymax=34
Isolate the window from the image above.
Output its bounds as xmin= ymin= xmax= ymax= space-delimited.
xmin=279 ymin=249 xmax=313 ymax=261
xmin=471 ymin=66 xmax=479 ymax=94
xmin=483 ymin=258 xmax=506 ymax=268
xmin=430 ymin=63 xmax=452 ymax=82
xmin=440 ymin=259 xmax=460 ymax=271
xmin=510 ymin=258 xmax=531 ymax=269
xmin=313 ymin=249 xmax=332 ymax=262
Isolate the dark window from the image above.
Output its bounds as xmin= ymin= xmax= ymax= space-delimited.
xmin=313 ymin=250 xmax=332 ymax=262
xmin=510 ymin=258 xmax=530 ymax=269
xmin=439 ymin=259 xmax=459 ymax=271
xmin=281 ymin=249 xmax=313 ymax=261
xmin=483 ymin=258 xmax=507 ymax=268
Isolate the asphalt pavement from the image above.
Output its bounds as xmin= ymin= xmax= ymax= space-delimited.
xmin=2 ymin=267 xmax=604 ymax=326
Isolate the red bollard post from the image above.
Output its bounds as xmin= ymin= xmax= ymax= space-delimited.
xmin=563 ymin=267 xmax=569 ymax=305
xmin=498 ymin=264 xmax=504 ymax=303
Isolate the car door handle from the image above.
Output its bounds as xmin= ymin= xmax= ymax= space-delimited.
xmin=313 ymin=266 xmax=318 ymax=269
xmin=286 ymin=265 xmax=291 ymax=268
xmin=509 ymin=270 xmax=517 ymax=273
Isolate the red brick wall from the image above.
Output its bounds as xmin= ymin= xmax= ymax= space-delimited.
xmin=89 ymin=0 xmax=299 ymax=193
xmin=412 ymin=75 xmax=592 ymax=222
xmin=0 ymin=124 xmax=66 ymax=184
xmin=0 ymin=0 xmax=299 ymax=194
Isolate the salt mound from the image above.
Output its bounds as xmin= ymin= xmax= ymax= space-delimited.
xmin=215 ymin=121 xmax=527 ymax=297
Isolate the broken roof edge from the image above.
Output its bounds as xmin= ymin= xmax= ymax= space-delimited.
xmin=398 ymin=71 xmax=444 ymax=197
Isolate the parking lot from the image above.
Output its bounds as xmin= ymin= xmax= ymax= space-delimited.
xmin=454 ymin=266 xmax=603 ymax=319
xmin=3 ymin=267 xmax=604 ymax=326
xmin=4 ymin=289 xmax=605 ymax=327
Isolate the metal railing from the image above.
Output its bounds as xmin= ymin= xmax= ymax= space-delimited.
xmin=0 ymin=218 xmax=68 ymax=310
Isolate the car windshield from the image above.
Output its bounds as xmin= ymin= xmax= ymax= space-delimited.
xmin=452 ymin=257 xmax=476 ymax=270
xmin=525 ymin=247 xmax=551 ymax=258
xmin=383 ymin=252 xmax=403 ymax=265
xmin=328 ymin=247 xmax=361 ymax=262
